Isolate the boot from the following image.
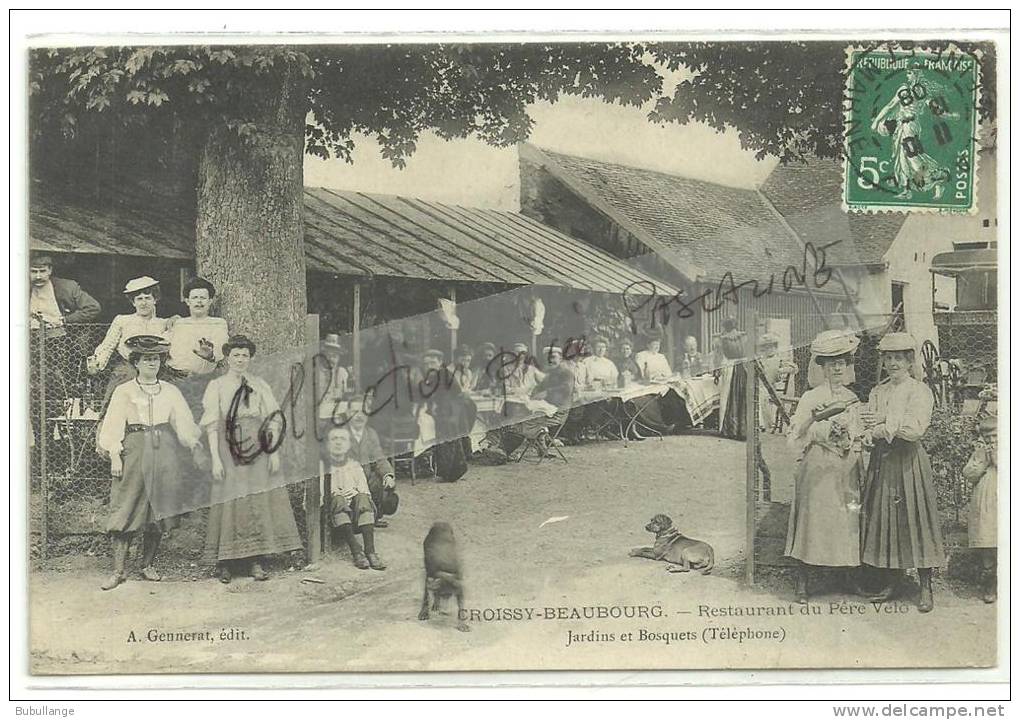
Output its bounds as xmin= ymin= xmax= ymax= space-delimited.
xmin=101 ymin=534 xmax=130 ymax=591
xmin=249 ymin=557 xmax=269 ymax=581
xmin=140 ymin=531 xmax=162 ymax=581
xmin=361 ymin=524 xmax=386 ymax=570
xmin=795 ymin=566 xmax=809 ymax=605
xmin=917 ymin=568 xmax=934 ymax=613
xmin=339 ymin=525 xmax=369 ymax=569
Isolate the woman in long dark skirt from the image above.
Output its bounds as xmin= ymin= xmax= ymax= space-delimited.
xmin=201 ymin=335 xmax=303 ymax=583
xmin=421 ymin=349 xmax=476 ymax=482
xmin=717 ymin=317 xmax=749 ymax=440
xmin=860 ymin=332 xmax=944 ymax=613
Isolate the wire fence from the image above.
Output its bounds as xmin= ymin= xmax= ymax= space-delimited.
xmin=751 ymin=317 xmax=999 ymax=583
xmin=30 ymin=317 xmax=998 ymax=582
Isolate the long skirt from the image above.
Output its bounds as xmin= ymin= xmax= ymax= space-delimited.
xmin=785 ymin=444 xmax=863 ymax=566
xmin=968 ymin=470 xmax=997 ymax=548
xmin=719 ymin=364 xmax=748 ymax=440
xmin=861 ymin=439 xmax=945 ymax=569
xmin=203 ymin=417 xmax=302 ymax=563
xmin=106 ymin=424 xmax=183 ymax=535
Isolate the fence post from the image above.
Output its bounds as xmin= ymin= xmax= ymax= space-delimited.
xmin=303 ymin=315 xmax=321 ymax=566
xmin=37 ymin=324 xmax=48 ymax=560
xmin=744 ymin=311 xmax=759 ymax=586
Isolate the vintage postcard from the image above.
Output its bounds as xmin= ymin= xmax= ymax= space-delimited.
xmin=24 ymin=33 xmax=1004 ymax=677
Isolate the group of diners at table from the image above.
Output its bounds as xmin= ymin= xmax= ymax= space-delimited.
xmin=30 ymin=259 xmax=789 ymax=590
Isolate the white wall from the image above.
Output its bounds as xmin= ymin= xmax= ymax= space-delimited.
xmin=881 ymin=150 xmax=997 ymax=348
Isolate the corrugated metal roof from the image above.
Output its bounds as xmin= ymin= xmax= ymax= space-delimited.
xmin=29 ymin=189 xmax=193 ymax=260
xmin=29 ymin=187 xmax=679 ymax=296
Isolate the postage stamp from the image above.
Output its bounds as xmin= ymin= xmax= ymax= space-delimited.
xmin=843 ymin=45 xmax=981 ymax=214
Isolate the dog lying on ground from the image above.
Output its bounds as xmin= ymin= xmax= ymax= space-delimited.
xmin=629 ymin=514 xmax=715 ymax=574
xmin=419 ymin=522 xmax=470 ymax=632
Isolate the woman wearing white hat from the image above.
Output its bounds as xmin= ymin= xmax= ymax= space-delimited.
xmin=785 ymin=330 xmax=865 ymax=604
xmin=859 ymin=332 xmax=944 ymax=613
xmin=87 ymin=277 xmax=172 ymax=409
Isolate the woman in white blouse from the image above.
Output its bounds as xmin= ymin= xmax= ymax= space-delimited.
xmin=200 ymin=335 xmax=302 ymax=584
xmin=87 ymin=277 xmax=172 ymax=410
xmin=860 ymin=332 xmax=944 ymax=613
xmin=784 ymin=330 xmax=864 ymax=604
xmin=96 ymin=335 xmax=201 ymax=591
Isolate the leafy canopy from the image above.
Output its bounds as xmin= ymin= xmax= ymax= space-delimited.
xmin=30 ymin=41 xmax=996 ymax=167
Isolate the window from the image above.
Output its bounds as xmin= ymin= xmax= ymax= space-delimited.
xmin=891 ymin=282 xmax=906 ymax=331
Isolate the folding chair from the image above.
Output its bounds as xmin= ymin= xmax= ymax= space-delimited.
xmin=509 ymin=418 xmax=568 ymax=464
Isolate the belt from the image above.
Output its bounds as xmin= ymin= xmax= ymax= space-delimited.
xmin=125 ymin=423 xmax=170 ymax=435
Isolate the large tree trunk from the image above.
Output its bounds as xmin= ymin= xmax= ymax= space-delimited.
xmin=195 ymin=63 xmax=308 ymax=355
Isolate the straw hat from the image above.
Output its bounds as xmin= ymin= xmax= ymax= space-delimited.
xmin=323 ymin=333 xmax=343 ymax=350
xmin=124 ymin=335 xmax=171 ymax=355
xmin=123 ymin=276 xmax=160 ymax=294
xmin=810 ymin=329 xmax=860 ymax=357
xmin=878 ymin=332 xmax=916 ymax=353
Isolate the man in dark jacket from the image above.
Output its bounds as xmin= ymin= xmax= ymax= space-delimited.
xmin=347 ymin=397 xmax=398 ymax=528
xmin=29 ymin=252 xmax=102 ymax=405
xmin=509 ymin=345 xmax=575 ymax=455
xmin=30 ymin=252 xmax=101 ymax=336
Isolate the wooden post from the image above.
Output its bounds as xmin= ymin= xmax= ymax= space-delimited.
xmin=744 ymin=311 xmax=758 ymax=586
xmin=37 ymin=324 xmax=48 ymax=560
xmin=449 ymin=286 xmax=457 ymax=358
xmin=352 ymin=282 xmax=361 ymax=392
xmin=304 ymin=314 xmax=322 ymax=566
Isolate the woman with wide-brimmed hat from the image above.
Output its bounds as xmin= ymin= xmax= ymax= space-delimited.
xmin=200 ymin=334 xmax=303 ymax=583
xmin=784 ymin=330 xmax=865 ymax=604
xmin=860 ymin=332 xmax=944 ymax=612
xmin=96 ymin=335 xmax=202 ymax=590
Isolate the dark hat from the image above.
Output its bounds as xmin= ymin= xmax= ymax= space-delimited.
xmin=29 ymin=251 xmax=54 ymax=268
xmin=379 ymin=488 xmax=399 ymax=516
xmin=124 ymin=335 xmax=171 ymax=355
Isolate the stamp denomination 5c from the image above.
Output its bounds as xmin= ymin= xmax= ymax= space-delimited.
xmin=843 ymin=45 xmax=981 ymax=214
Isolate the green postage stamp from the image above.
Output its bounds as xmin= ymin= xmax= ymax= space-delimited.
xmin=843 ymin=45 xmax=981 ymax=214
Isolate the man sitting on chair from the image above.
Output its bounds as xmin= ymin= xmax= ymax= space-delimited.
xmin=346 ymin=396 xmax=398 ymax=528
xmin=511 ymin=345 xmax=575 ymax=456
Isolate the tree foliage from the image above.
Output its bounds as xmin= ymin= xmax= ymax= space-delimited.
xmin=30 ymin=41 xmax=996 ymax=172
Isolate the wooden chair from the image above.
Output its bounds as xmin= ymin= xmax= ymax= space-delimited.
xmin=390 ymin=438 xmax=435 ymax=485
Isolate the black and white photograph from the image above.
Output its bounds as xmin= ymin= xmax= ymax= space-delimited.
xmin=16 ymin=16 xmax=1007 ymax=686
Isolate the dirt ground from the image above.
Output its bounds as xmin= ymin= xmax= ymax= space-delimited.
xmin=29 ymin=432 xmax=998 ymax=675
